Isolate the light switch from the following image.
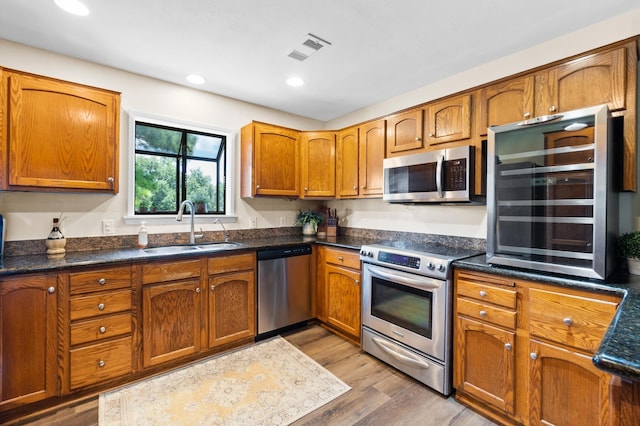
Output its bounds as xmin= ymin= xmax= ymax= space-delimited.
xmin=102 ymin=219 xmax=115 ymax=235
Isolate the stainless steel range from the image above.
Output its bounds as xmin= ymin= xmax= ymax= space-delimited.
xmin=359 ymin=241 xmax=481 ymax=395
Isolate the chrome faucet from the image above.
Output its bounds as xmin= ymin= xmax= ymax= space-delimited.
xmin=176 ymin=200 xmax=203 ymax=244
xmin=214 ymin=218 xmax=229 ymax=242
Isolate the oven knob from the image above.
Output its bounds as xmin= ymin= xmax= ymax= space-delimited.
xmin=437 ymin=264 xmax=446 ymax=273
xmin=427 ymin=262 xmax=435 ymax=270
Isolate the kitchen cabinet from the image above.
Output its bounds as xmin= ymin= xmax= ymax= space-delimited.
xmin=453 ymin=268 xmax=622 ymax=426
xmin=300 ymin=131 xmax=336 ymax=198
xmin=476 ymin=74 xmax=535 ymax=137
xmin=425 ymin=93 xmax=472 ymax=147
xmin=141 ymin=259 xmax=203 ymax=368
xmin=240 ymin=121 xmax=300 ymax=198
xmin=66 ymin=265 xmax=134 ymax=391
xmin=0 ymin=274 xmax=59 ymax=411
xmin=385 ymin=108 xmax=424 ymax=157
xmin=207 ymin=253 xmax=256 ymax=348
xmin=317 ymin=246 xmax=361 ymax=343
xmin=336 ymin=122 xmax=385 ymax=199
xmin=0 ymin=68 xmax=120 ymax=193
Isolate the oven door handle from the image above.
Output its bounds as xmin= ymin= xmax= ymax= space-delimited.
xmin=372 ymin=337 xmax=430 ymax=370
xmin=367 ymin=265 xmax=442 ymax=290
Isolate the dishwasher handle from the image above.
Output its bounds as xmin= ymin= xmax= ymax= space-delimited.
xmin=257 ymin=244 xmax=312 ymax=261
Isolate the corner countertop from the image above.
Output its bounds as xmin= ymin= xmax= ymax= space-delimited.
xmin=454 ymin=254 xmax=640 ymax=383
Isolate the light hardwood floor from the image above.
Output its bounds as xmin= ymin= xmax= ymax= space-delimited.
xmin=11 ymin=325 xmax=495 ymax=426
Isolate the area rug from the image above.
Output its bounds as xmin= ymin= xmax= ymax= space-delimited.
xmin=99 ymin=336 xmax=350 ymax=425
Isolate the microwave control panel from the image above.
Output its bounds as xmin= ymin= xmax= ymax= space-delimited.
xmin=444 ymin=158 xmax=467 ymax=191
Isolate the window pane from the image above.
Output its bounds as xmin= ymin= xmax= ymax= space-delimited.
xmin=186 ymin=133 xmax=223 ymax=159
xmin=186 ymin=159 xmax=220 ymax=214
xmin=135 ymin=154 xmax=178 ymax=213
xmin=135 ymin=123 xmax=181 ymax=154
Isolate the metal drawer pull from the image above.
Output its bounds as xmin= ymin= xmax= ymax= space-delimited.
xmin=479 ymin=290 xmax=487 ymax=297
xmin=98 ymin=360 xmax=105 ymax=368
xmin=479 ymin=310 xmax=487 ymax=317
xmin=47 ymin=286 xmax=56 ymax=294
xmin=98 ymin=303 xmax=105 ymax=311
xmin=98 ymin=278 xmax=106 ymax=285
xmin=372 ymin=337 xmax=430 ymax=370
xmin=505 ymin=343 xmax=512 ymax=351
xmin=99 ymin=326 xmax=106 ymax=334
xmin=530 ymin=353 xmax=538 ymax=360
xmin=563 ymin=317 xmax=573 ymax=326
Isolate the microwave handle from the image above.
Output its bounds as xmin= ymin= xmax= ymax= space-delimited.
xmin=436 ymin=154 xmax=444 ymax=198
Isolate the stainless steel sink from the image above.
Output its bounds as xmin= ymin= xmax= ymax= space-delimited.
xmin=143 ymin=242 xmax=242 ymax=255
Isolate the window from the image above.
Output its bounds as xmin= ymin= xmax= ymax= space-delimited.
xmin=130 ymin=114 xmax=233 ymax=218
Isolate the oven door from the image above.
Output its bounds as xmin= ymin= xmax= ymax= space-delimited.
xmin=361 ymin=263 xmax=450 ymax=361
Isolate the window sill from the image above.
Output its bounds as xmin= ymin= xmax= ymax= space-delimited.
xmin=123 ymin=215 xmax=237 ymax=226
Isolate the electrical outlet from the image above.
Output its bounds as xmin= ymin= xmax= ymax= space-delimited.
xmin=279 ymin=216 xmax=287 ymax=226
xmin=250 ymin=217 xmax=257 ymax=228
xmin=102 ymin=219 xmax=115 ymax=235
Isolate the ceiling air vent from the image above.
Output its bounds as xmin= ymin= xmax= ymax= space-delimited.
xmin=287 ymin=33 xmax=332 ymax=62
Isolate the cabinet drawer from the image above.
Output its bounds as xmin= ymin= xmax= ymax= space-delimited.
xmin=457 ymin=297 xmax=516 ymax=329
xmin=208 ymin=253 xmax=255 ymax=275
xmin=70 ymin=290 xmax=132 ymax=321
xmin=70 ymin=312 xmax=132 ymax=346
xmin=70 ymin=265 xmax=132 ymax=295
xmin=69 ymin=337 xmax=132 ymax=390
xmin=457 ymin=278 xmax=516 ymax=310
xmin=529 ymin=288 xmax=619 ymax=352
xmin=325 ymin=248 xmax=360 ymax=270
xmin=142 ymin=259 xmax=201 ymax=284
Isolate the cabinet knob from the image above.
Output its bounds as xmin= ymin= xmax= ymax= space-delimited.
xmin=98 ymin=360 xmax=105 ymax=368
xmin=304 ymin=187 xmax=308 ymax=192
xmin=361 ymin=185 xmax=365 ymax=189
xmin=415 ymin=137 xmax=421 ymax=141
xmin=98 ymin=278 xmax=106 ymax=285
xmin=479 ymin=290 xmax=487 ymax=297
xmin=479 ymin=310 xmax=487 ymax=317
xmin=353 ymin=186 xmax=357 ymax=190
xmin=47 ymin=286 xmax=56 ymax=294
xmin=99 ymin=326 xmax=106 ymax=334
xmin=523 ymin=112 xmax=531 ymax=118
xmin=98 ymin=303 xmax=105 ymax=311
xmin=530 ymin=352 xmax=538 ymax=360
xmin=195 ymin=287 xmax=201 ymax=293
xmin=428 ymin=133 xmax=434 ymax=138
xmin=107 ymin=177 xmax=114 ymax=183
xmin=549 ymin=105 xmax=557 ymax=112
xmin=354 ymin=279 xmax=360 ymax=285
xmin=210 ymin=285 xmax=216 ymax=291
xmin=256 ymin=184 xmax=260 ymax=189
xmin=563 ymin=317 xmax=573 ymax=326
xmin=337 ymin=256 xmax=343 ymax=261
xmin=505 ymin=343 xmax=512 ymax=351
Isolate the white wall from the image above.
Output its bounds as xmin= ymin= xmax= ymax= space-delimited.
xmin=1 ymin=7 xmax=639 ymax=243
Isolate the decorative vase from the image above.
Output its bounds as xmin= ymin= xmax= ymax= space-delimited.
xmin=302 ymin=222 xmax=316 ymax=236
xmin=627 ymin=257 xmax=640 ymax=275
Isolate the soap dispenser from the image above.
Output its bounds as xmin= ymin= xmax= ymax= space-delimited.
xmin=137 ymin=221 xmax=148 ymax=248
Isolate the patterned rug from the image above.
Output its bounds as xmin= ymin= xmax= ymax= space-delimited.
xmin=99 ymin=337 xmax=350 ymax=425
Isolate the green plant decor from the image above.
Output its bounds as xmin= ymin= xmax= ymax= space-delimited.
xmin=617 ymin=231 xmax=640 ymax=259
xmin=295 ymin=210 xmax=324 ymax=227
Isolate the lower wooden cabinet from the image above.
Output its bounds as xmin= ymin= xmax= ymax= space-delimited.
xmin=0 ymin=274 xmax=59 ymax=410
xmin=453 ymin=268 xmax=623 ymax=426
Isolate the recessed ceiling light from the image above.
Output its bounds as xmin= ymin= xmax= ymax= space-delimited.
xmin=186 ymin=74 xmax=206 ymax=85
xmin=286 ymin=77 xmax=304 ymax=87
xmin=53 ymin=0 xmax=89 ymax=16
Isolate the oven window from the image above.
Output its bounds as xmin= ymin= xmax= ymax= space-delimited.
xmin=371 ymin=276 xmax=433 ymax=339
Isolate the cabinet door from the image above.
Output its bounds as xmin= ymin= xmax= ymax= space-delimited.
xmin=536 ymin=47 xmax=627 ymax=115
xmin=425 ymin=94 xmax=471 ymax=146
xmin=0 ymin=274 xmax=58 ymax=409
xmin=453 ymin=316 xmax=515 ymax=415
xmin=241 ymin=122 xmax=300 ymax=197
xmin=208 ymin=269 xmax=255 ymax=348
xmin=142 ymin=280 xmax=201 ymax=367
xmin=300 ymin=131 xmax=336 ymax=198
xmin=336 ymin=127 xmax=359 ymax=198
xmin=325 ymin=263 xmax=361 ymax=338
xmin=3 ymin=71 xmax=119 ymax=192
xmin=529 ymin=339 xmax=616 ymax=426
xmin=386 ymin=109 xmax=424 ymax=157
xmin=358 ymin=120 xmax=385 ymax=197
xmin=477 ymin=75 xmax=535 ymax=136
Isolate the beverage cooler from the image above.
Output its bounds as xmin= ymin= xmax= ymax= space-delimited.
xmin=486 ymin=105 xmax=618 ymax=279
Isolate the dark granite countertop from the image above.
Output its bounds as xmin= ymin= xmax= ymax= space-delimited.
xmin=454 ymin=254 xmax=640 ymax=382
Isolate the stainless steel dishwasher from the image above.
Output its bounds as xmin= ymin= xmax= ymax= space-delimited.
xmin=257 ymin=244 xmax=312 ymax=339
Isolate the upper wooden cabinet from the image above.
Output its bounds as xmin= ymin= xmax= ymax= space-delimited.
xmin=0 ymin=68 xmax=120 ymax=193
xmin=300 ymin=131 xmax=336 ymax=198
xmin=241 ymin=121 xmax=300 ymax=198
xmin=386 ymin=109 xmax=424 ymax=157
xmin=358 ymin=119 xmax=386 ymax=197
xmin=336 ymin=126 xmax=360 ymax=198
xmin=477 ymin=74 xmax=535 ymax=137
xmin=425 ymin=93 xmax=472 ymax=147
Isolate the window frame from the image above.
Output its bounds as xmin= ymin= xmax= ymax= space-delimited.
xmin=124 ymin=111 xmax=235 ymax=225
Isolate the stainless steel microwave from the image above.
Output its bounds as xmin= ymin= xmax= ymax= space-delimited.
xmin=383 ymin=145 xmax=480 ymax=203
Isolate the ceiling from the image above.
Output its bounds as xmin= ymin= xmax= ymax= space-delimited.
xmin=0 ymin=1 xmax=638 ymax=121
